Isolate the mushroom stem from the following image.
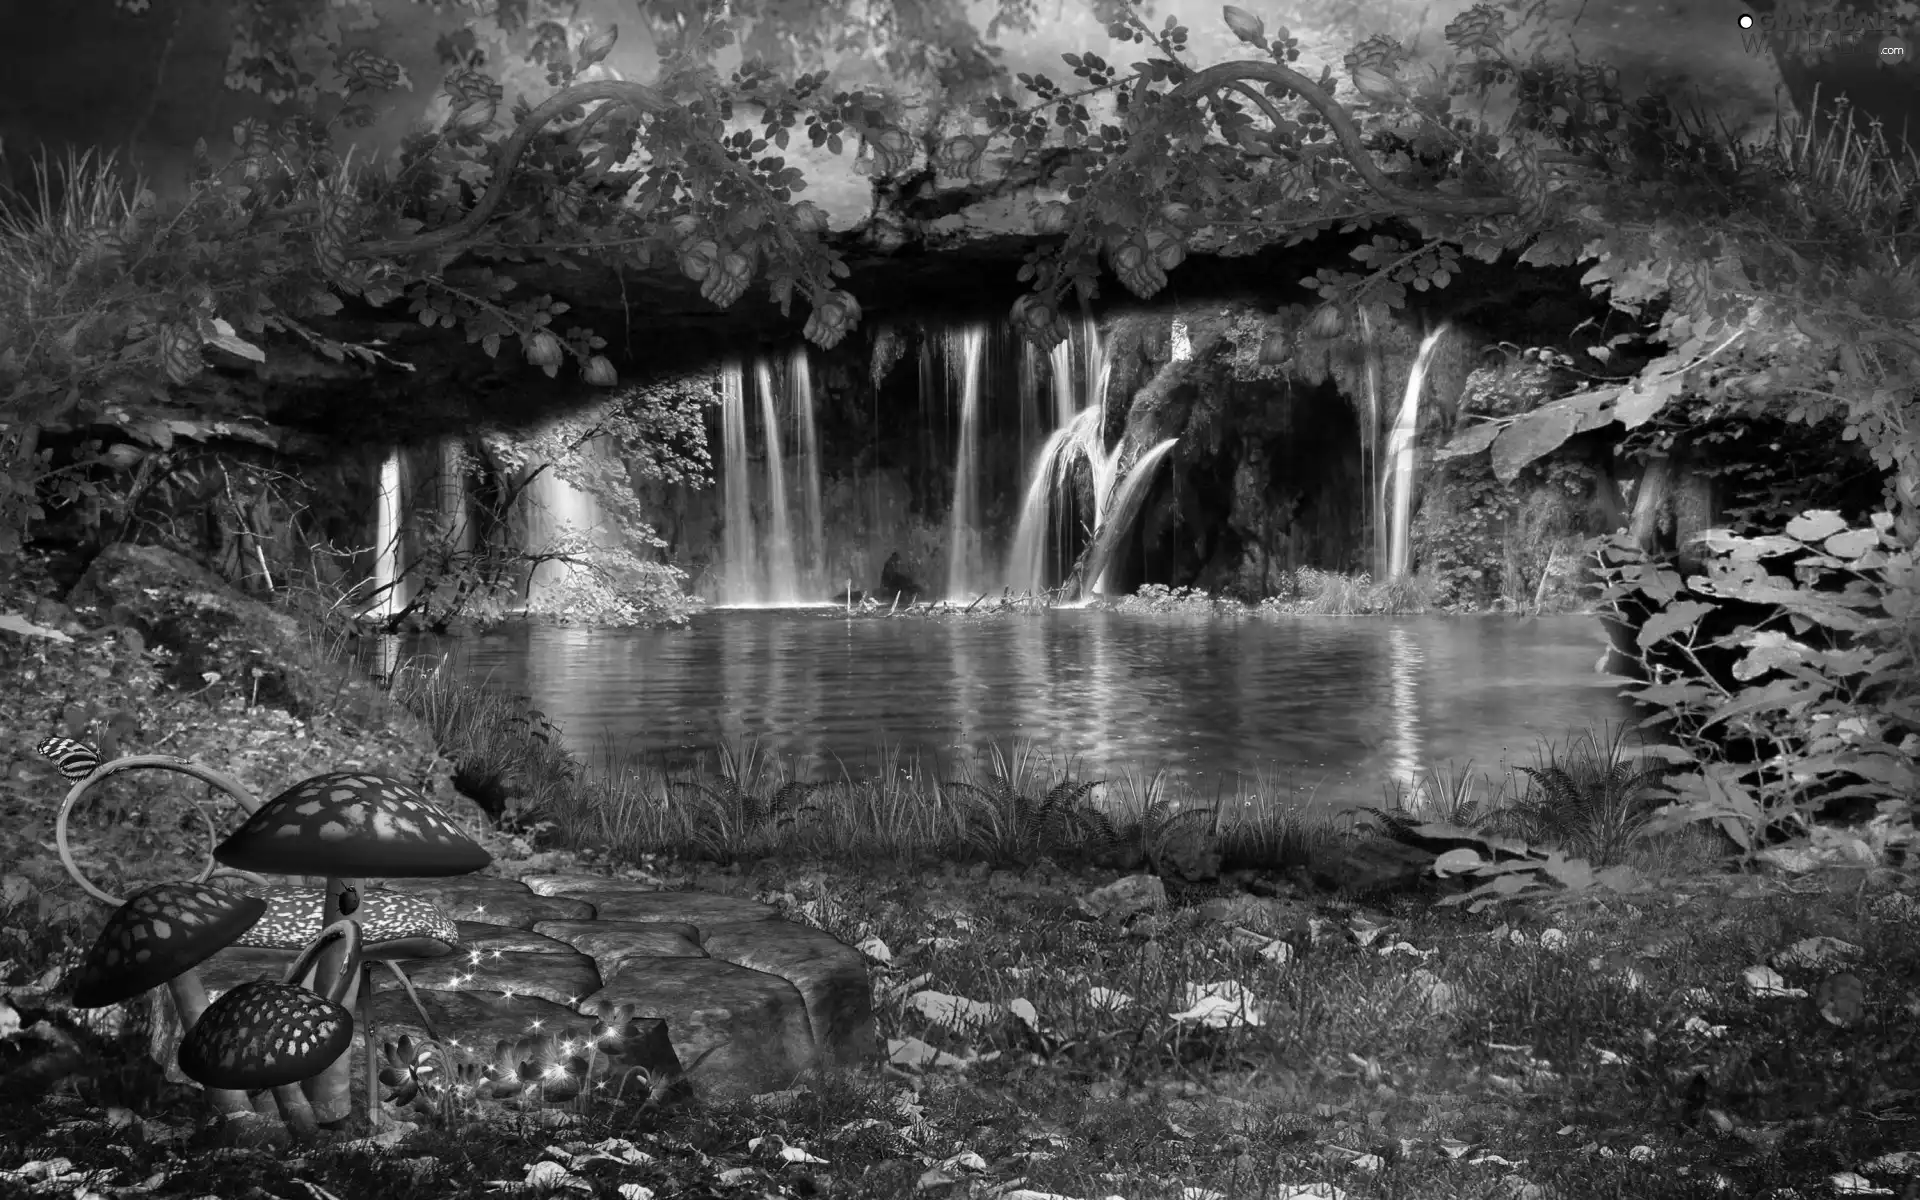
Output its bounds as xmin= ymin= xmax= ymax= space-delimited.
xmin=360 ymin=963 xmax=387 ymax=1129
xmin=271 ymin=1083 xmax=322 ymax=1141
xmin=305 ymin=888 xmax=362 ymax=1125
xmin=281 ymin=918 xmax=363 ymax=1127
xmin=161 ymin=972 xmax=252 ymax=1117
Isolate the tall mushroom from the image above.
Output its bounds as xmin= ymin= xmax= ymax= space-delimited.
xmin=68 ymin=881 xmax=268 ymax=1120
xmin=211 ymin=772 xmax=490 ymax=1125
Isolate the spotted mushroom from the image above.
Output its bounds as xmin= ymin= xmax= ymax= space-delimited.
xmin=211 ymin=772 xmax=489 ymax=1125
xmin=233 ymin=883 xmax=460 ymax=1124
xmin=68 ymin=881 xmax=268 ymax=1120
xmin=179 ymin=979 xmax=354 ymax=1142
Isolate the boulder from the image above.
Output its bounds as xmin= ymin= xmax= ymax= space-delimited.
xmin=582 ymin=956 xmax=817 ymax=1099
xmin=1076 ymin=873 xmax=1168 ymax=921
xmin=532 ymin=919 xmax=706 ymax=980
xmin=701 ymin=920 xmax=876 ymax=1068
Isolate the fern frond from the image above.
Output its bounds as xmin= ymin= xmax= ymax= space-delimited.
xmin=1041 ymin=779 xmax=1102 ymax=811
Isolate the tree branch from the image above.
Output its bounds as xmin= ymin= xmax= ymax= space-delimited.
xmin=350 ymin=79 xmax=751 ymax=261
xmin=1168 ymin=61 xmax=1519 ymax=217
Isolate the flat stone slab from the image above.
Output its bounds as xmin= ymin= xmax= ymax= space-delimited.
xmin=156 ymin=877 xmax=875 ymax=1111
xmin=702 ymin=920 xmax=876 ymax=1068
xmin=532 ymin=918 xmax=706 ymax=980
xmin=454 ymin=921 xmax=583 ymax=956
xmin=580 ymin=956 xmax=816 ymax=1099
xmin=378 ymin=949 xmax=602 ymax=1008
xmin=379 ymin=875 xmax=596 ymax=928
xmin=532 ymin=916 xmax=702 ymax=946
xmin=349 ymin=988 xmax=680 ymax=1109
xmin=518 ymin=874 xmax=778 ymax=924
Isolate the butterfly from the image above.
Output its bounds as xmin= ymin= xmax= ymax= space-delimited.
xmin=35 ymin=736 xmax=102 ymax=782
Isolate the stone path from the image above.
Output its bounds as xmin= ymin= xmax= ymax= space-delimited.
xmin=192 ymin=871 xmax=876 ymax=1105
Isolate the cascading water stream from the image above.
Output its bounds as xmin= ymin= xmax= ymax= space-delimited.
xmin=1357 ymin=308 xmax=1383 ymax=577
xmin=1006 ymin=423 xmax=1078 ymax=594
xmin=792 ymin=347 xmax=825 ymax=589
xmin=368 ymin=449 xmax=404 ymax=621
xmin=944 ymin=324 xmax=988 ymax=599
xmin=1006 ymin=315 xmax=1118 ymax=594
xmin=1383 ymin=326 xmax=1449 ymax=580
xmin=756 ymin=357 xmax=802 ymax=603
xmin=1084 ymin=437 xmax=1181 ymax=593
xmin=523 ymin=434 xmax=601 ymax=603
xmin=719 ymin=361 xmax=758 ymax=602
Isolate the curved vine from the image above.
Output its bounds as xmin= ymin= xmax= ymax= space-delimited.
xmin=56 ymin=755 xmax=265 ymax=906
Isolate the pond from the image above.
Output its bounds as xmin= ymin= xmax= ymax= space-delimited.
xmin=411 ymin=609 xmax=1635 ymax=810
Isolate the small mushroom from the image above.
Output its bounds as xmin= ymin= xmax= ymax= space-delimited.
xmin=68 ymin=881 xmax=267 ymax=1119
xmin=213 ymin=772 xmax=488 ymax=1124
xmin=234 ymin=884 xmax=459 ymax=1125
xmin=178 ymin=980 xmax=354 ymax=1142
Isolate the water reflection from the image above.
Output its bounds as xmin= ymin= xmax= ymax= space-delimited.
xmin=414 ymin=612 xmax=1627 ymax=808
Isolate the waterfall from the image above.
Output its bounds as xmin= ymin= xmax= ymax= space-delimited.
xmin=1384 ymin=326 xmax=1449 ymax=580
xmin=944 ymin=324 xmax=988 ymax=599
xmin=523 ymin=442 xmax=601 ymax=604
xmin=1006 ymin=423 xmax=1078 ymax=595
xmin=1017 ymin=338 xmax=1042 ymax=479
xmin=1007 ymin=406 xmax=1175 ymax=597
xmin=756 ymin=357 xmax=802 ymax=603
xmin=1084 ymin=438 xmax=1181 ymax=593
xmin=367 ymin=449 xmax=404 ymax=621
xmin=1358 ymin=308 xmax=1384 ymax=578
xmin=720 ymin=360 xmax=758 ymax=602
xmin=1007 ymin=315 xmax=1119 ymax=595
xmin=1049 ymin=336 xmax=1077 ymax=431
xmin=792 ymin=347 xmax=825 ymax=589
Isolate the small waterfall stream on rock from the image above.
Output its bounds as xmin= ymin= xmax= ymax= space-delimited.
xmin=944 ymin=324 xmax=989 ymax=599
xmin=719 ymin=361 xmax=758 ymax=601
xmin=756 ymin=357 xmax=803 ymax=603
xmin=1006 ymin=315 xmax=1181 ymax=597
xmin=521 ymin=446 xmax=602 ymax=604
xmin=717 ymin=353 xmax=828 ymax=605
xmin=367 ymin=449 xmax=405 ymax=621
xmin=1383 ymin=326 xmax=1448 ymax=580
xmin=792 ymin=348 xmax=825 ymax=589
xmin=1084 ymin=436 xmax=1181 ymax=593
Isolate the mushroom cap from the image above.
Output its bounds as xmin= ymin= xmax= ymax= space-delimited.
xmin=212 ymin=772 xmax=491 ymax=878
xmin=70 ymin=882 xmax=268 ymax=1009
xmin=177 ymin=979 xmax=354 ymax=1091
xmin=234 ymin=885 xmax=460 ymax=959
